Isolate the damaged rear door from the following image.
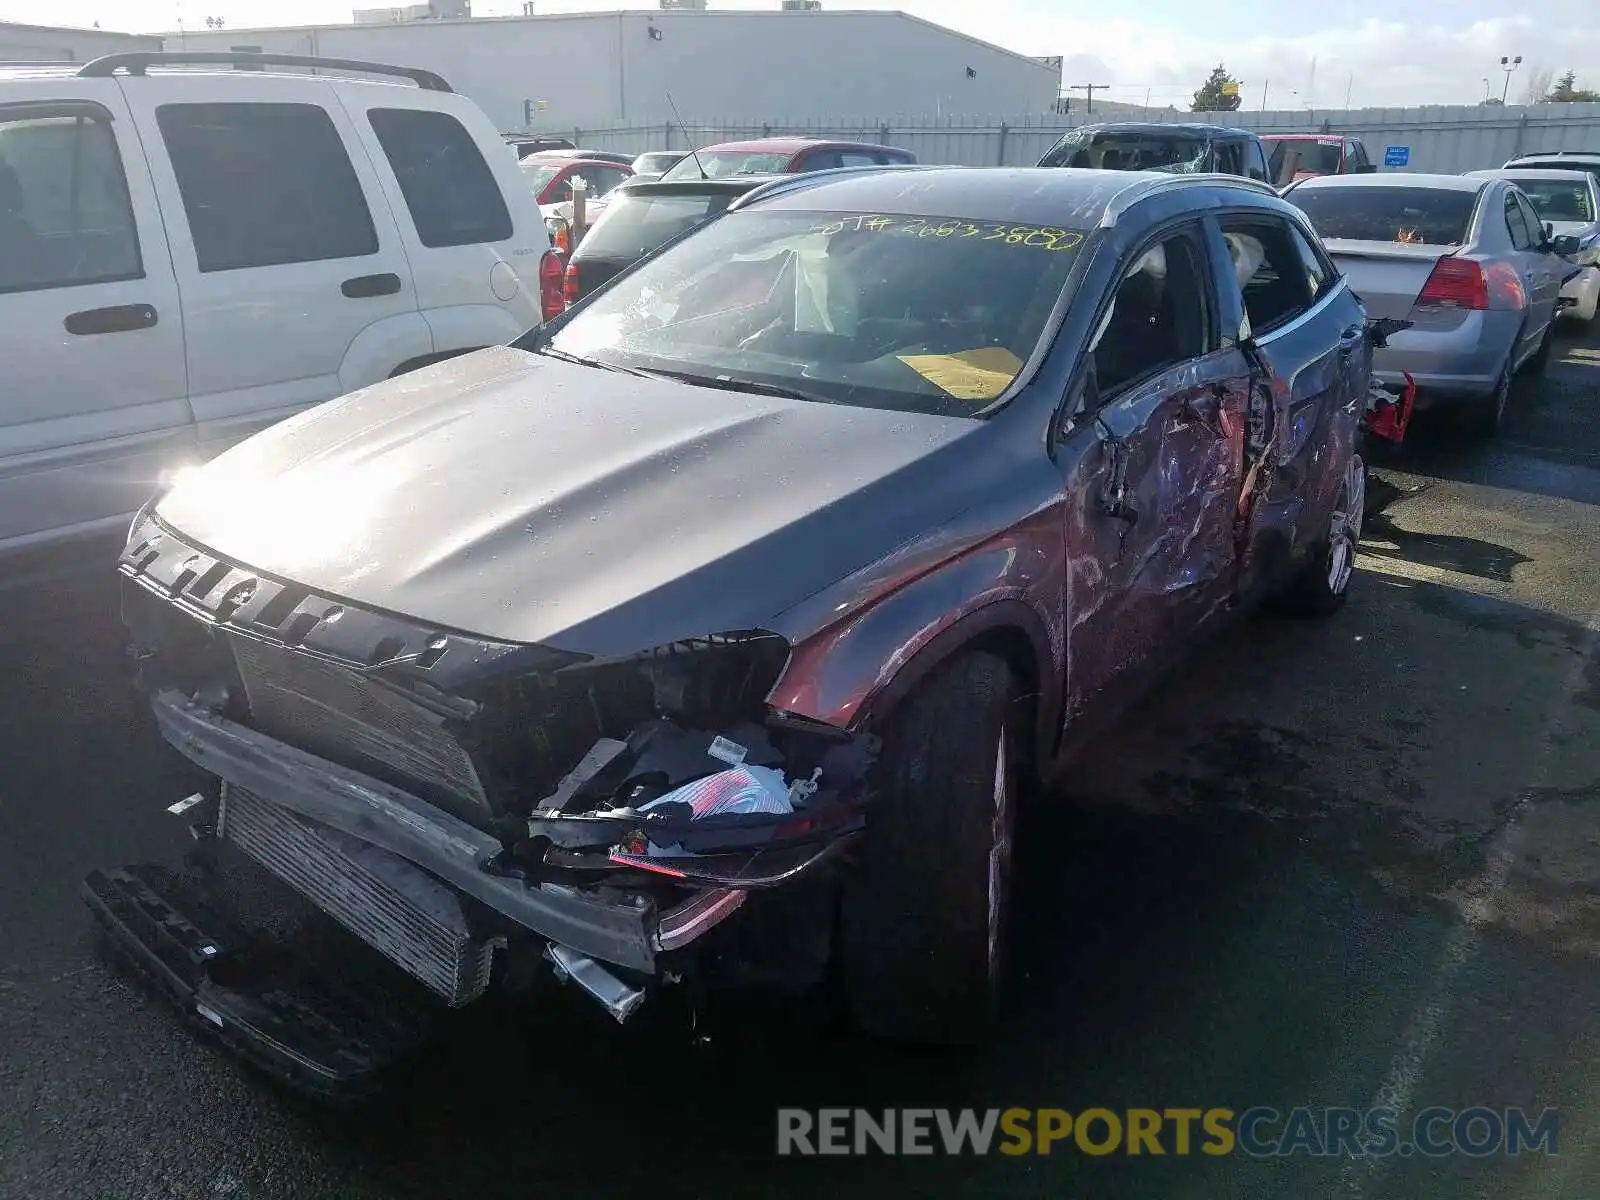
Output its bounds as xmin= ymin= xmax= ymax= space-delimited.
xmin=1057 ymin=219 xmax=1249 ymax=719
xmin=1209 ymin=209 xmax=1366 ymax=596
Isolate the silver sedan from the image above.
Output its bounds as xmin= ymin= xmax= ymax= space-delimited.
xmin=1468 ymin=167 xmax=1600 ymax=322
xmin=1284 ymin=172 xmax=1566 ymax=436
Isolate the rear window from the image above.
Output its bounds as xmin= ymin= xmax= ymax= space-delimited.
xmin=1039 ymin=129 xmax=1209 ymax=173
xmin=1513 ymin=180 xmax=1595 ymax=223
xmin=576 ymin=190 xmax=734 ymax=261
xmin=1266 ymin=139 xmax=1343 ymax=184
xmin=1289 ymin=186 xmax=1478 ymax=246
xmin=368 ymin=108 xmax=512 ymax=248
xmin=633 ymin=153 xmax=684 ymax=174
xmin=520 ymin=163 xmax=562 ymax=196
xmin=660 ymin=151 xmax=793 ymax=181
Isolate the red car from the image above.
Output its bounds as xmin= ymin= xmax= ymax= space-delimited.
xmin=657 ymin=136 xmax=915 ymax=182
xmin=519 ymin=154 xmax=635 ymax=208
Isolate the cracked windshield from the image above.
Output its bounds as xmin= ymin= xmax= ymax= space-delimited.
xmin=1 ymin=0 xmax=1596 ymax=1198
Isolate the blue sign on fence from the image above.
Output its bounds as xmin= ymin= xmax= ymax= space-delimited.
xmin=1383 ymin=145 xmax=1411 ymax=167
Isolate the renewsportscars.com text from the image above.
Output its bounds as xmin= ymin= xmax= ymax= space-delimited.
xmin=776 ymin=1106 xmax=1559 ymax=1158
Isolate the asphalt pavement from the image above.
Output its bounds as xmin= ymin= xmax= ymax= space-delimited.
xmin=2 ymin=332 xmax=1598 ymax=1199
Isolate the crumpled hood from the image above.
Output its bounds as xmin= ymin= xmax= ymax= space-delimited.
xmin=156 ymin=347 xmax=982 ymax=655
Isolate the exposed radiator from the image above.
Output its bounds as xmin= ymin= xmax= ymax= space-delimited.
xmin=221 ymin=784 xmax=498 ymax=1006
xmin=229 ymin=634 xmax=493 ymax=822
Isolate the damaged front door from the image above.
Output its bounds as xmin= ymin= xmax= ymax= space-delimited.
xmin=1056 ymin=222 xmax=1248 ymax=721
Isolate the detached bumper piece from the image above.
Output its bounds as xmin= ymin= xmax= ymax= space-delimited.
xmin=1365 ymin=371 xmax=1416 ymax=445
xmin=83 ymin=862 xmax=437 ymax=1100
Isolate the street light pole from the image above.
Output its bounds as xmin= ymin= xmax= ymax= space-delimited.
xmin=1500 ymin=54 xmax=1523 ymax=104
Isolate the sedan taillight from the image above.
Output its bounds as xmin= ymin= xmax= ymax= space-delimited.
xmin=1415 ymin=258 xmax=1488 ymax=310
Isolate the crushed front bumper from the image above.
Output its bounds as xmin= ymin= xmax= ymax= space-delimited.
xmin=150 ymin=688 xmax=664 ymax=973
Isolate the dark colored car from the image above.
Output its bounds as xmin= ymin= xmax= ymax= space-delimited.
xmin=657 ymin=136 xmax=915 ymax=181
xmin=93 ymin=168 xmax=1371 ymax=1091
xmin=502 ymin=133 xmax=578 ymax=159
xmin=563 ymin=177 xmax=771 ymax=304
xmin=1039 ymin=121 xmax=1270 ymax=182
xmin=1261 ymin=133 xmax=1376 ymax=186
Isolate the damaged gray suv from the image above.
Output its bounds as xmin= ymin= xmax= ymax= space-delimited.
xmin=90 ymin=167 xmax=1372 ymax=1095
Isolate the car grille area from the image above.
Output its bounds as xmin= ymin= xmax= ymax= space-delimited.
xmin=229 ymin=634 xmax=493 ymax=823
xmin=220 ymin=784 xmax=498 ymax=1006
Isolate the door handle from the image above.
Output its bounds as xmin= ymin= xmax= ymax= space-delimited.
xmin=341 ymin=273 xmax=402 ymax=299
xmin=64 ymin=304 xmax=158 ymax=336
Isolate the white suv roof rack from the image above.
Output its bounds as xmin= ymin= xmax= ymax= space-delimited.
xmin=77 ymin=51 xmax=452 ymax=93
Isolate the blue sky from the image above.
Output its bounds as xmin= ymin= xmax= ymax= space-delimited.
xmin=3 ymin=0 xmax=1594 ymax=108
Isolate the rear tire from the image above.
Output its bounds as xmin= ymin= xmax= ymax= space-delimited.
xmin=1518 ymin=319 xmax=1554 ymax=377
xmin=840 ymin=651 xmax=1020 ymax=1045
xmin=1464 ymin=355 xmax=1514 ymax=440
xmin=1270 ymin=452 xmax=1364 ymax=618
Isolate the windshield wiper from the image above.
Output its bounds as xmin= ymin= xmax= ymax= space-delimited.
xmin=638 ymin=367 xmax=829 ymax=404
xmin=533 ymin=346 xmax=651 ymax=376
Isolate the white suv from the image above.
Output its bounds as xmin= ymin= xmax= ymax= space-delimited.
xmin=0 ymin=52 xmax=560 ymax=562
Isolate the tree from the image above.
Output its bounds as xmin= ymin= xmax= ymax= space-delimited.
xmin=1192 ymin=64 xmax=1243 ymax=112
xmin=1547 ymin=71 xmax=1600 ymax=103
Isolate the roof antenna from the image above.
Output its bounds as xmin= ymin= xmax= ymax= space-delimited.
xmin=665 ymin=90 xmax=707 ymax=180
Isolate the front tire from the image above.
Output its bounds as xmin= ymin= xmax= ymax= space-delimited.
xmin=840 ymin=651 xmax=1020 ymax=1045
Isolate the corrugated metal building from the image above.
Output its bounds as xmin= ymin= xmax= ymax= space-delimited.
xmin=168 ymin=10 xmax=1062 ymax=131
xmin=0 ymin=20 xmax=160 ymax=64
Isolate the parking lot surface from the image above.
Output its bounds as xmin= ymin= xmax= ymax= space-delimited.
xmin=2 ymin=333 xmax=1598 ymax=1199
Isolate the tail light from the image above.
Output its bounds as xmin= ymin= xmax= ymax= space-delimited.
xmin=563 ymin=260 xmax=580 ymax=309
xmin=538 ymin=251 xmax=565 ymax=322
xmin=1415 ymin=258 xmax=1526 ymax=311
xmin=1416 ymin=258 xmax=1488 ymax=309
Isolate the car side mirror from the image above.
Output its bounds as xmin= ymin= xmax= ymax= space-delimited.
xmin=1553 ymin=233 xmax=1582 ymax=257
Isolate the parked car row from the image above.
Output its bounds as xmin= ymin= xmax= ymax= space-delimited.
xmin=9 ymin=51 xmax=1573 ymax=1091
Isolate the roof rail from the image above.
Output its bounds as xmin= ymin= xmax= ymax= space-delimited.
xmin=1101 ymin=172 xmax=1281 ymax=223
xmin=77 ymin=51 xmax=452 ymax=92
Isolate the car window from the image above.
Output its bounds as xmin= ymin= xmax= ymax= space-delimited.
xmin=521 ymin=163 xmax=563 ymax=197
xmin=1512 ymin=179 xmax=1595 ymax=222
xmin=796 ymin=151 xmax=840 ymax=172
xmin=579 ymin=166 xmax=630 ymax=197
xmin=367 ymin=108 xmax=512 ymax=249
xmin=1288 ymin=186 xmax=1477 ymax=245
xmin=1212 ymin=141 xmax=1244 ymax=176
xmin=1515 ymin=192 xmax=1547 ymax=245
xmin=1245 ymin=140 xmax=1270 ymax=181
xmin=837 ymin=153 xmax=879 ymax=168
xmin=1287 ymin=223 xmax=1334 ymax=298
xmin=1219 ymin=215 xmax=1317 ymax=334
xmin=661 ymin=151 xmax=794 ymax=181
xmin=157 ymin=102 xmax=378 ymax=272
xmin=1093 ymin=229 xmax=1212 ymax=394
xmin=0 ymin=111 xmax=142 ymax=294
xmin=1504 ymin=193 xmax=1535 ymax=250
xmin=576 ymin=189 xmax=734 ymax=261
xmin=1040 ymin=129 xmax=1210 ymax=172
xmin=550 ymin=209 xmax=1089 ymax=418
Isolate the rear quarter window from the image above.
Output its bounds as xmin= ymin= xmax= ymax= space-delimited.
xmin=1288 ymin=186 xmax=1478 ymax=246
xmin=368 ymin=108 xmax=512 ymax=248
